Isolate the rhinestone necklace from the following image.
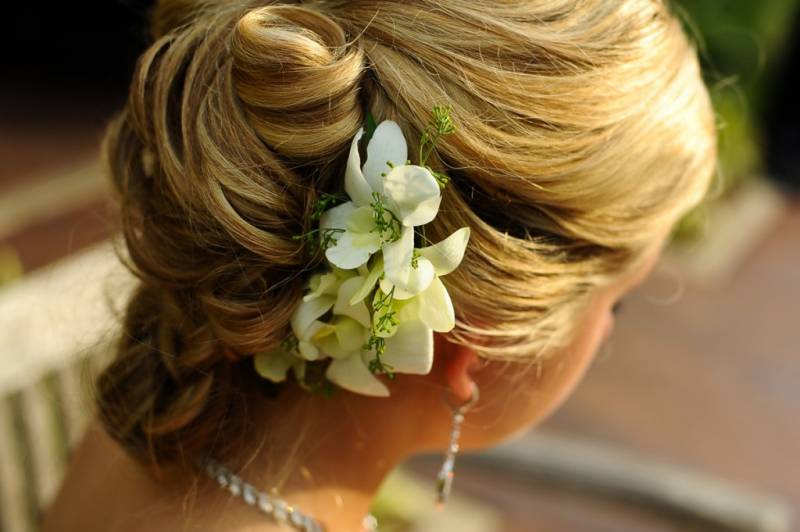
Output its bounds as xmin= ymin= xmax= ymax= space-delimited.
xmin=204 ymin=460 xmax=378 ymax=532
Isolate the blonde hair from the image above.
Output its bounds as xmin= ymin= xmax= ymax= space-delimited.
xmin=97 ymin=0 xmax=716 ymax=465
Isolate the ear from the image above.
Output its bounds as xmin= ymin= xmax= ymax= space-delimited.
xmin=434 ymin=333 xmax=479 ymax=402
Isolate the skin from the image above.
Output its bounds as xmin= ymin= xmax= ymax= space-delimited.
xmin=43 ymin=239 xmax=664 ymax=532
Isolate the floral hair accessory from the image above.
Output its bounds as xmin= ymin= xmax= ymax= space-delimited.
xmin=254 ymin=107 xmax=470 ymax=397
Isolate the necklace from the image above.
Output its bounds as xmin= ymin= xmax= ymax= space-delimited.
xmin=204 ymin=460 xmax=378 ymax=532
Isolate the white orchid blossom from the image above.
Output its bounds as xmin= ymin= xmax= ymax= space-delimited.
xmin=254 ymin=114 xmax=471 ymax=397
xmin=321 ymin=121 xmax=443 ymax=296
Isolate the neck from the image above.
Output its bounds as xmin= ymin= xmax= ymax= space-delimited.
xmin=209 ymin=378 xmax=445 ymax=531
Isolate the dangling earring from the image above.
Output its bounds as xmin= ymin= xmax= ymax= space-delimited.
xmin=436 ymin=384 xmax=480 ymax=508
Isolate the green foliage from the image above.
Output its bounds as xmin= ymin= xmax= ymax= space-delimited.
xmin=673 ymin=0 xmax=798 ymax=182
xmin=669 ymin=0 xmax=798 ymax=239
xmin=295 ymin=193 xmax=351 ymax=249
xmin=311 ymin=193 xmax=347 ymax=221
xmin=365 ymin=286 xmax=398 ymax=378
xmin=292 ymin=228 xmax=345 ymax=250
xmin=365 ymin=111 xmax=378 ymax=143
xmin=370 ymin=192 xmax=403 ymax=243
xmin=366 ymin=336 xmax=395 ymax=377
xmin=372 ymin=287 xmax=399 ymax=335
xmin=411 ymin=249 xmax=421 ymax=269
xmin=280 ymin=335 xmax=299 ymax=354
xmin=419 ymin=105 xmax=456 ymax=186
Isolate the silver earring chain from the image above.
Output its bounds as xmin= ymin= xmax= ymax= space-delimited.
xmin=436 ymin=385 xmax=480 ymax=507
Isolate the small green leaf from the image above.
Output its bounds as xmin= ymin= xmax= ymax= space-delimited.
xmin=419 ymin=105 xmax=456 ymax=167
xmin=311 ymin=193 xmax=347 ymax=221
xmin=365 ymin=111 xmax=378 ymax=143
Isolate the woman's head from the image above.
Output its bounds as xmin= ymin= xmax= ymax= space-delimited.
xmin=97 ymin=0 xmax=716 ymax=466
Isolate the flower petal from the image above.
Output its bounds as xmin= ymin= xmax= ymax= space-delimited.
xmin=379 ymin=320 xmax=434 ymax=375
xmin=362 ymin=120 xmax=408 ymax=193
xmin=332 ymin=267 xmax=357 ymax=281
xmin=382 ymin=225 xmax=413 ymax=281
xmin=319 ymin=201 xmax=356 ymax=230
xmin=351 ymin=232 xmax=383 ymax=252
xmin=350 ymin=257 xmax=383 ymax=305
xmin=317 ymin=317 xmax=366 ymax=359
xmin=417 ymin=277 xmax=455 ymax=332
xmin=346 ymin=206 xmax=377 ymax=233
xmin=334 ymin=317 xmax=368 ymax=354
xmin=326 ymin=354 xmax=390 ymax=397
xmin=344 ymin=128 xmax=374 ymax=207
xmin=378 ymin=278 xmax=416 ymax=301
xmin=303 ymin=272 xmax=340 ymax=302
xmin=382 ymin=226 xmax=435 ymax=297
xmin=372 ymin=287 xmax=401 ymax=338
xmin=334 ymin=277 xmax=372 ymax=328
xmin=404 ymin=258 xmax=434 ymax=298
xmin=325 ymin=230 xmax=380 ymax=270
xmin=298 ymin=320 xmax=332 ymax=361
xmin=383 ymin=165 xmax=441 ymax=227
xmin=298 ymin=339 xmax=320 ymax=361
xmin=419 ymin=227 xmax=471 ymax=276
xmin=290 ymin=295 xmax=334 ymax=339
xmin=395 ymin=295 xmax=421 ymax=323
xmin=254 ymin=350 xmax=298 ymax=383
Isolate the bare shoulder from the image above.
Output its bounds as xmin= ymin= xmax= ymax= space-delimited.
xmin=41 ymin=421 xmax=279 ymax=532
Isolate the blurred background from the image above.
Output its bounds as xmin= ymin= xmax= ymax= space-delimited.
xmin=1 ymin=2 xmax=798 ymax=531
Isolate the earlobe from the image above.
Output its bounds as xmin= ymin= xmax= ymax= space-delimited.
xmin=437 ymin=335 xmax=480 ymax=402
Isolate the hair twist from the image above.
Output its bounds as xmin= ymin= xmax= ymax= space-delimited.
xmin=231 ymin=5 xmax=366 ymax=160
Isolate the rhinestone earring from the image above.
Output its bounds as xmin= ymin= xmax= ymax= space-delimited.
xmin=436 ymin=384 xmax=480 ymax=508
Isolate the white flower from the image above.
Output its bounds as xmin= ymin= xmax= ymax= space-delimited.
xmin=380 ymin=226 xmax=470 ymax=304
xmin=254 ymin=271 xmax=355 ymax=377
xmin=254 ymin=348 xmax=306 ymax=383
xmin=363 ymin=227 xmax=471 ymax=384
xmin=321 ymin=121 xmax=442 ymax=293
xmin=320 ymin=202 xmax=381 ymax=270
xmin=256 ymin=270 xmax=393 ymax=397
xmin=291 ymin=273 xmax=370 ymax=360
xmin=319 ymin=273 xmax=393 ymax=396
